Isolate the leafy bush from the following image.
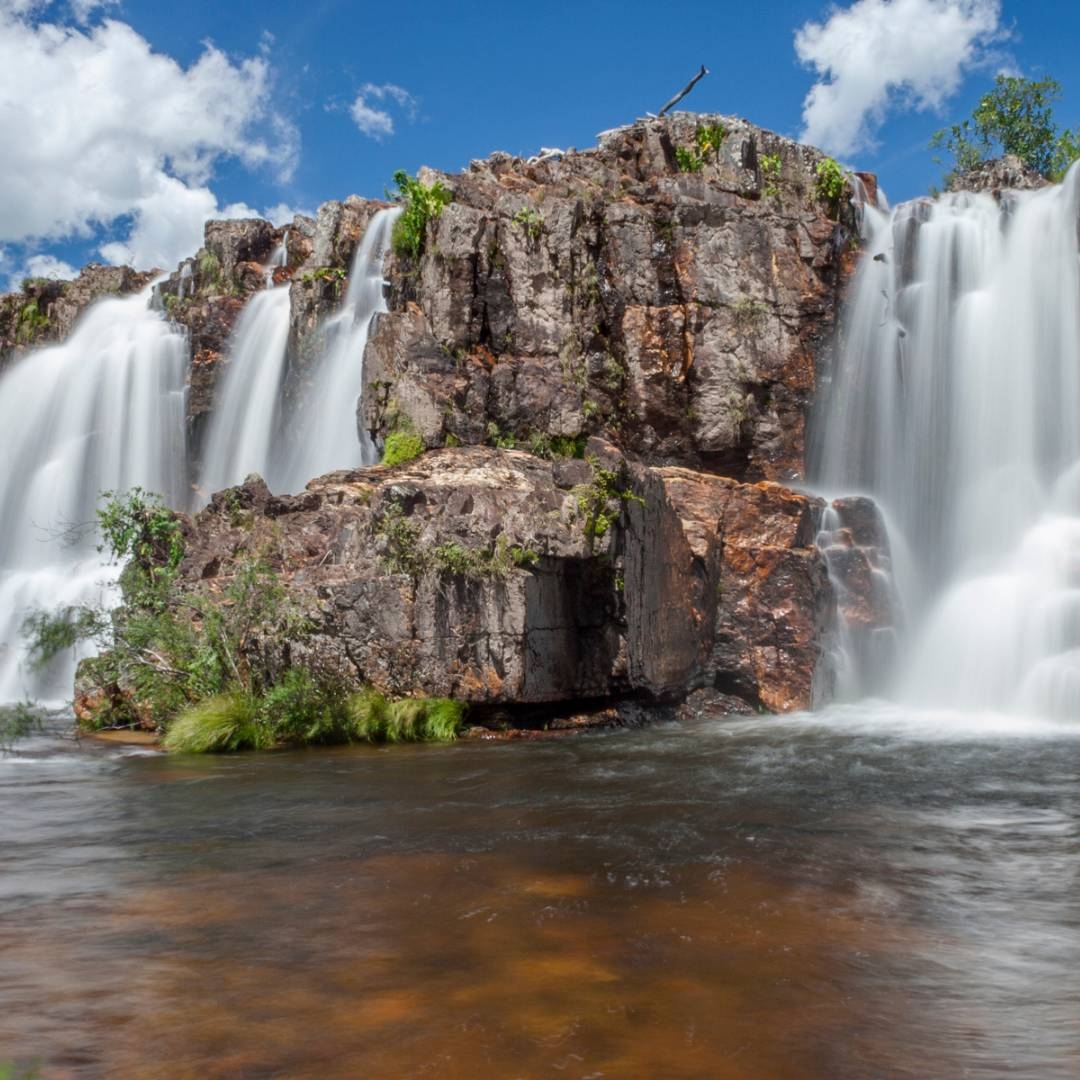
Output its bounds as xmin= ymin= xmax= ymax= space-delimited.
xmin=814 ymin=158 xmax=847 ymax=215
xmin=760 ymin=153 xmax=782 ymax=196
xmin=512 ymin=205 xmax=544 ymax=241
xmin=574 ymin=462 xmax=644 ymax=550
xmin=389 ymin=169 xmax=452 ymax=259
xmin=381 ymin=430 xmax=425 ymax=467
xmin=259 ymin=668 xmax=351 ymax=745
xmin=931 ymin=75 xmax=1080 ymax=182
xmin=676 ymin=124 xmax=726 ymax=173
xmin=675 ymin=146 xmax=704 ymax=173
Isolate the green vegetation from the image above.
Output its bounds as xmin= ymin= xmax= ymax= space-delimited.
xmin=525 ymin=432 xmax=588 ymax=460
xmin=512 ymin=205 xmax=544 ymax=242
xmin=733 ymin=297 xmax=769 ymax=329
xmin=300 ymin=266 xmax=348 ymax=297
xmin=374 ymin=501 xmax=538 ymax=579
xmin=15 ymin=301 xmax=49 ymax=345
xmin=574 ymin=462 xmax=644 ymax=550
xmin=676 ymin=123 xmax=727 ymax=172
xmin=675 ymin=146 xmax=704 ymax=173
xmin=0 ymin=702 xmax=45 ymax=752
xmin=930 ymin=75 xmax=1080 ymax=182
xmin=381 ymin=429 xmax=425 ymax=467
xmin=814 ymin=157 xmax=848 ymax=216
xmin=163 ymin=679 xmax=466 ymax=753
xmin=389 ymin=169 xmax=452 ymax=260
xmin=197 ymin=250 xmax=221 ymax=286
xmin=22 ymin=488 xmax=469 ymax=754
xmin=760 ymin=153 xmax=782 ymax=196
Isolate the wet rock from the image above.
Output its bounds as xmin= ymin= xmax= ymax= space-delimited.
xmin=948 ymin=155 xmax=1050 ymax=196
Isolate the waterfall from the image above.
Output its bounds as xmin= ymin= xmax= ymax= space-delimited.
xmin=812 ymin=164 xmax=1080 ymax=719
xmin=272 ymin=206 xmax=400 ymax=493
xmin=0 ymin=290 xmax=188 ymax=702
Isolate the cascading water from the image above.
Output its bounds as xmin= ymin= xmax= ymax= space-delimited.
xmin=198 ymin=243 xmax=292 ymax=496
xmin=0 ymin=290 xmax=188 ymax=702
xmin=272 ymin=206 xmax=400 ymax=493
xmin=812 ymin=163 xmax=1080 ymax=720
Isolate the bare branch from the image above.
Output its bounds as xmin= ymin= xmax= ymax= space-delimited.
xmin=658 ymin=65 xmax=709 ymax=118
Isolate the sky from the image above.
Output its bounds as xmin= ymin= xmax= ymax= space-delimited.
xmin=1 ymin=0 xmax=1077 ymax=287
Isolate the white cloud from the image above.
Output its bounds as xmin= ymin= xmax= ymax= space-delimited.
xmin=24 ymin=253 xmax=77 ymax=279
xmin=795 ymin=0 xmax=1005 ymax=156
xmin=69 ymin=0 xmax=116 ymax=21
xmin=349 ymin=82 xmax=418 ymax=140
xmin=0 ymin=4 xmax=299 ymax=269
xmin=262 ymin=202 xmax=315 ymax=226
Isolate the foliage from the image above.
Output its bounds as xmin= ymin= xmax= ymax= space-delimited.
xmin=300 ymin=266 xmax=348 ymax=297
xmin=0 ymin=702 xmax=45 ymax=752
xmin=930 ymin=75 xmax=1080 ymax=182
xmin=675 ymin=146 xmax=704 ymax=173
xmin=258 ymin=668 xmax=352 ymax=745
xmin=374 ymin=502 xmax=426 ymax=576
xmin=346 ymin=690 xmax=464 ymax=743
xmin=512 ymin=205 xmax=544 ymax=242
xmin=21 ymin=606 xmax=105 ymax=671
xmin=676 ymin=123 xmax=726 ymax=172
xmin=15 ymin=301 xmax=49 ymax=345
xmin=485 ymin=421 xmax=518 ymax=449
xmin=163 ymin=693 xmax=265 ymax=753
xmin=574 ymin=462 xmax=644 ymax=550
xmin=733 ymin=297 xmax=769 ymax=329
xmin=381 ymin=430 xmax=425 ymax=467
xmin=97 ymin=488 xmax=184 ymax=579
xmin=814 ymin=158 xmax=847 ymax=216
xmin=759 ymin=153 xmax=782 ymax=196
xmin=389 ymin=169 xmax=452 ymax=260
xmin=197 ymin=250 xmax=221 ymax=286
xmin=526 ymin=432 xmax=587 ymax=460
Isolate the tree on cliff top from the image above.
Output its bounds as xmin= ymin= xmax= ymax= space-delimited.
xmin=931 ymin=75 xmax=1080 ymax=183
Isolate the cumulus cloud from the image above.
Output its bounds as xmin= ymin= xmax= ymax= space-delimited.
xmin=262 ymin=202 xmax=315 ymax=227
xmin=0 ymin=5 xmax=299 ymax=269
xmin=69 ymin=0 xmax=117 ymax=21
xmin=349 ymin=82 xmax=418 ymax=140
xmin=24 ymin=253 xmax=77 ymax=279
xmin=795 ymin=0 xmax=1006 ymax=156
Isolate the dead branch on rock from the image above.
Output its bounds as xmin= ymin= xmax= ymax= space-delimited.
xmin=658 ymin=65 xmax=709 ymax=117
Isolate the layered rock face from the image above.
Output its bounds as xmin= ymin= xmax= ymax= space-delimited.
xmin=363 ymin=114 xmax=859 ymax=483
xmin=157 ymin=446 xmax=834 ymax=714
xmin=0 ymin=264 xmax=156 ymax=370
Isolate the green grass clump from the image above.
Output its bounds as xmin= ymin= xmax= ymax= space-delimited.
xmin=381 ymin=430 xmax=425 ymax=467
xmin=346 ymin=690 xmax=464 ymax=743
xmin=163 ymin=693 xmax=264 ymax=753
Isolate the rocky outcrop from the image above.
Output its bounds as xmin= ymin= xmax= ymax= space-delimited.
xmin=363 ymin=114 xmax=859 ymax=484
xmin=0 ymin=264 xmax=155 ymax=368
xmin=79 ymin=446 xmax=839 ymax=720
xmin=948 ymin=155 xmax=1050 ymax=196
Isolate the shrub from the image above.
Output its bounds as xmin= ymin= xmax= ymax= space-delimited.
xmin=197 ymin=250 xmax=221 ymax=286
xmin=574 ymin=462 xmax=644 ymax=550
xmin=163 ymin=693 xmax=264 ymax=753
xmin=512 ymin=205 xmax=544 ymax=241
xmin=259 ymin=668 xmax=350 ymax=745
xmin=389 ymin=169 xmax=452 ymax=260
xmin=760 ymin=153 xmax=782 ymax=196
xmin=814 ymin=158 xmax=847 ymax=215
xmin=381 ymin=430 xmax=424 ymax=467
xmin=675 ymin=146 xmax=704 ymax=173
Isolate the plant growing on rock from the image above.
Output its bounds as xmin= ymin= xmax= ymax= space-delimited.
xmin=759 ymin=153 xmax=782 ymax=196
xmin=574 ymin=462 xmax=644 ymax=551
xmin=381 ymin=429 xmax=425 ymax=467
xmin=676 ymin=123 xmax=726 ymax=172
xmin=930 ymin=75 xmax=1080 ymax=182
xmin=389 ymin=169 xmax=452 ymax=260
xmin=512 ymin=205 xmax=544 ymax=242
xmin=814 ymin=157 xmax=847 ymax=217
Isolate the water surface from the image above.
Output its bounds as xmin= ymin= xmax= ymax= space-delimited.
xmin=3 ymin=708 xmax=1079 ymax=1078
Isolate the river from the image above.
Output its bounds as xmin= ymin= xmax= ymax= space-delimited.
xmin=4 ymin=708 xmax=1079 ymax=1078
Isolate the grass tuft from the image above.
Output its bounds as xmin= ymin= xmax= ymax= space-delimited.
xmin=163 ymin=693 xmax=264 ymax=753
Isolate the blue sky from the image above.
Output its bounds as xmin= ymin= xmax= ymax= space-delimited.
xmin=1 ymin=0 xmax=1077 ymax=285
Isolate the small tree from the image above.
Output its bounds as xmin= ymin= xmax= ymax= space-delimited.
xmin=931 ymin=75 xmax=1080 ymax=183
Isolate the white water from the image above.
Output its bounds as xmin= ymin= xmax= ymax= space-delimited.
xmin=272 ymin=207 xmax=399 ymax=493
xmin=198 ymin=239 xmax=291 ymax=497
xmin=813 ymin=163 xmax=1080 ymax=720
xmin=0 ymin=290 xmax=188 ymax=702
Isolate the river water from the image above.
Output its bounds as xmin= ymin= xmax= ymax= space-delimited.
xmin=4 ymin=708 xmax=1079 ymax=1078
